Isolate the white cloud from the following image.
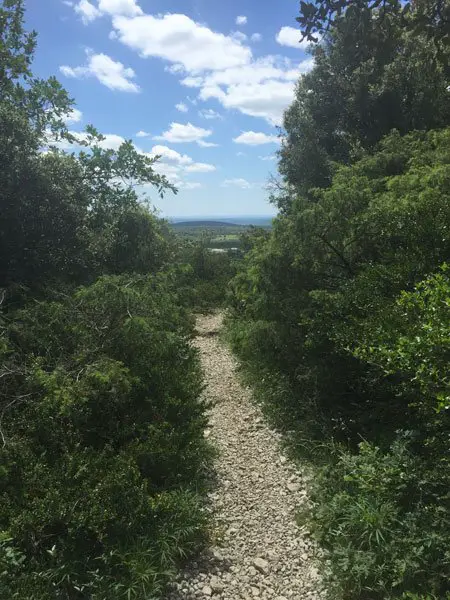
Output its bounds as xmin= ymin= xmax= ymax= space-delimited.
xmin=236 ymin=151 xmax=246 ymax=156
xmin=49 ymin=130 xmax=126 ymax=151
xmin=71 ymin=0 xmax=141 ymax=23
xmin=233 ymin=131 xmax=279 ymax=145
xmin=73 ymin=0 xmax=101 ymax=24
xmin=112 ymin=13 xmax=251 ymax=73
xmin=201 ymin=79 xmax=295 ymax=126
xmin=136 ymin=130 xmax=149 ymax=137
xmin=181 ymin=76 xmax=203 ymax=88
xmin=197 ymin=140 xmax=219 ymax=147
xmin=147 ymin=143 xmax=215 ymax=184
xmin=184 ymin=162 xmax=216 ymax=173
xmin=96 ymin=133 xmax=127 ymax=149
xmin=259 ymin=154 xmax=276 ymax=161
xmin=63 ymin=107 xmax=83 ymax=124
xmin=177 ymin=53 xmax=313 ymax=125
xmin=198 ymin=108 xmax=222 ymax=120
xmin=47 ymin=126 xmax=213 ymax=189
xmin=231 ymin=31 xmax=247 ymax=42
xmin=98 ymin=0 xmax=142 ymax=16
xmin=251 ymin=32 xmax=262 ymax=42
xmin=91 ymin=4 xmax=312 ymax=125
xmin=152 ymin=161 xmax=181 ymax=182
xmin=148 ymin=144 xmax=193 ymax=165
xmin=236 ymin=15 xmax=247 ymax=26
xmin=175 ymin=102 xmax=188 ymax=113
xmin=222 ymin=178 xmax=252 ymax=189
xmin=191 ymin=55 xmax=314 ymax=125
xmin=154 ymin=122 xmax=213 ymax=145
xmin=60 ymin=52 xmax=140 ymax=92
xmin=276 ymin=26 xmax=311 ymax=49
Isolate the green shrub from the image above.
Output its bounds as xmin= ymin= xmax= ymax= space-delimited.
xmin=0 ymin=274 xmax=211 ymax=598
xmin=226 ymin=130 xmax=450 ymax=599
xmin=350 ymin=265 xmax=450 ymax=414
xmin=312 ymin=434 xmax=450 ymax=599
xmin=181 ymin=240 xmax=238 ymax=311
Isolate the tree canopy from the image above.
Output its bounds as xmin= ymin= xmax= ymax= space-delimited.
xmin=296 ymin=0 xmax=450 ymax=49
xmin=277 ymin=5 xmax=450 ymax=207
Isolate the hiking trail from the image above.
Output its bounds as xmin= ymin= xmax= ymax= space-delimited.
xmin=168 ymin=312 xmax=327 ymax=600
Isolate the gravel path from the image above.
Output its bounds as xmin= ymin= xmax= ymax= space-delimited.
xmin=168 ymin=312 xmax=327 ymax=600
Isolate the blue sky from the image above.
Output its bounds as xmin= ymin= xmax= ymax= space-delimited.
xmin=26 ymin=0 xmax=313 ymax=217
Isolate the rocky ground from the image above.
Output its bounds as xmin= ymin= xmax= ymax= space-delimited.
xmin=168 ymin=312 xmax=327 ymax=600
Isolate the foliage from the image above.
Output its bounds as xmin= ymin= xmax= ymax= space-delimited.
xmin=227 ymin=126 xmax=450 ymax=597
xmin=229 ymin=128 xmax=450 ymax=440
xmin=278 ymin=8 xmax=450 ymax=204
xmin=312 ymin=434 xmax=450 ymax=599
xmin=180 ymin=238 xmax=239 ymax=311
xmin=296 ymin=0 xmax=450 ymax=50
xmin=0 ymin=2 xmax=212 ymax=598
xmin=0 ymin=274 xmax=210 ymax=599
xmin=351 ymin=266 xmax=450 ymax=413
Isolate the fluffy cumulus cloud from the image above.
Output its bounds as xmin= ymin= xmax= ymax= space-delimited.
xmin=276 ymin=26 xmax=311 ymax=49
xmin=175 ymin=102 xmax=188 ymax=112
xmin=48 ymin=128 xmax=212 ymax=188
xmin=231 ymin=31 xmax=247 ymax=42
xmin=147 ymin=144 xmax=214 ymax=188
xmin=71 ymin=0 xmax=141 ymax=23
xmin=179 ymin=54 xmax=313 ymax=125
xmin=68 ymin=5 xmax=315 ymax=129
xmin=197 ymin=140 xmax=219 ymax=147
xmin=233 ymin=131 xmax=279 ymax=145
xmin=63 ymin=107 xmax=83 ymax=124
xmin=146 ymin=143 xmax=215 ymax=186
xmin=98 ymin=0 xmax=142 ymax=16
xmin=153 ymin=122 xmax=214 ymax=145
xmin=111 ymin=13 xmax=251 ymax=72
xmin=49 ymin=131 xmax=126 ymax=151
xmin=60 ymin=52 xmax=139 ymax=92
xmin=148 ymin=144 xmax=193 ymax=165
xmin=73 ymin=0 xmax=101 ymax=24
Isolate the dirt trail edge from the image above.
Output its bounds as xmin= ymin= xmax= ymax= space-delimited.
xmin=168 ymin=313 xmax=327 ymax=600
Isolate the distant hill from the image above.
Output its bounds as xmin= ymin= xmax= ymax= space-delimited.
xmin=171 ymin=220 xmax=241 ymax=228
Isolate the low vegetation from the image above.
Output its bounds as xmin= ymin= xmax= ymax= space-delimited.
xmin=0 ymin=3 xmax=212 ymax=597
xmin=226 ymin=4 xmax=450 ymax=599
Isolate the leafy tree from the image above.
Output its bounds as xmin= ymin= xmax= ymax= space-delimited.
xmin=296 ymin=0 xmax=450 ymax=50
xmin=229 ymin=128 xmax=450 ymax=441
xmin=278 ymin=7 xmax=450 ymax=205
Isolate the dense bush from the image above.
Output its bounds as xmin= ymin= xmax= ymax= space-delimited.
xmin=310 ymin=267 xmax=450 ymax=599
xmin=226 ymin=6 xmax=450 ymax=596
xmin=0 ymin=274 xmax=210 ymax=599
xmin=0 ymin=2 xmax=211 ymax=597
xmin=228 ymin=128 xmax=450 ymax=442
xmin=181 ymin=239 xmax=238 ymax=311
xmin=313 ymin=434 xmax=449 ymax=600
xmin=227 ymin=130 xmax=450 ymax=597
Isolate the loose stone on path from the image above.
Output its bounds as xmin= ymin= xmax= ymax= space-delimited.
xmin=168 ymin=312 xmax=327 ymax=600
